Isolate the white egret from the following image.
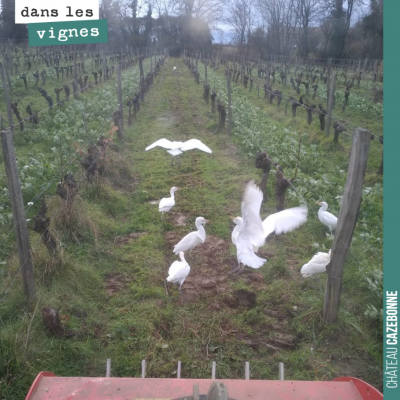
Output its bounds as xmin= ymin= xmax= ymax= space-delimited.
xmin=231 ymin=204 xmax=308 ymax=268
xmin=159 ymin=187 xmax=179 ymax=215
xmin=301 ymin=250 xmax=331 ymax=277
xmin=173 ymin=66 xmax=177 ymax=72
xmin=173 ymin=217 xmax=209 ymax=254
xmin=231 ymin=181 xmax=267 ymax=273
xmin=316 ymin=201 xmax=338 ymax=233
xmin=166 ymin=252 xmax=190 ymax=291
xmin=145 ymin=138 xmax=212 ymax=167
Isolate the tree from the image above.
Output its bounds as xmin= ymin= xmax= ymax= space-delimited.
xmin=296 ymin=0 xmax=321 ymax=57
xmin=226 ymin=0 xmax=255 ymax=48
xmin=173 ymin=0 xmax=223 ymax=29
xmin=361 ymin=0 xmax=383 ymax=58
xmin=327 ymin=0 xmax=357 ymax=59
xmin=0 ymin=0 xmax=28 ymax=40
xmin=257 ymin=0 xmax=298 ymax=56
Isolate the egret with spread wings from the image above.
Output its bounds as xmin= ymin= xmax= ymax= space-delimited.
xmin=231 ymin=181 xmax=267 ymax=273
xmin=145 ymin=138 xmax=212 ymax=167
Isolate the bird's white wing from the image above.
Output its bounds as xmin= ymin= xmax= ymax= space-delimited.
xmin=145 ymin=138 xmax=174 ymax=151
xmin=159 ymin=197 xmax=174 ymax=211
xmin=167 ymin=261 xmax=182 ymax=281
xmin=181 ymin=139 xmax=212 ymax=153
xmin=320 ymin=211 xmax=338 ymax=226
xmin=236 ymin=235 xmax=267 ymax=269
xmin=301 ymin=252 xmax=330 ymax=277
xmin=241 ymin=181 xmax=265 ymax=247
xmin=263 ymin=205 xmax=308 ymax=239
xmin=173 ymin=232 xmax=202 ymax=254
xmin=167 ymin=261 xmax=190 ymax=282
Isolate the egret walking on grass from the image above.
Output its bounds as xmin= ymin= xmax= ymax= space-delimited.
xmin=173 ymin=217 xmax=209 ymax=254
xmin=159 ymin=187 xmax=179 ymax=216
xmin=166 ymin=252 xmax=190 ymax=291
xmin=301 ymin=250 xmax=331 ymax=277
xmin=301 ymin=250 xmax=331 ymax=289
xmin=145 ymin=138 xmax=212 ymax=167
xmin=316 ymin=201 xmax=338 ymax=233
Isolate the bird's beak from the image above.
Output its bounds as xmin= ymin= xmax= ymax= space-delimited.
xmin=315 ymin=201 xmax=321 ymax=205
xmin=204 ymin=219 xmax=210 ymax=223
xmin=229 ymin=216 xmax=236 ymax=220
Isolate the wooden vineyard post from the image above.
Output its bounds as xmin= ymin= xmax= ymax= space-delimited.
xmin=0 ymin=62 xmax=14 ymax=131
xmin=139 ymin=55 xmax=144 ymax=78
xmin=73 ymin=48 xmax=77 ymax=82
xmin=1 ymin=130 xmax=35 ymax=303
xmin=117 ymin=65 xmax=124 ymax=140
xmin=363 ymin=58 xmax=368 ymax=78
xmin=226 ymin=69 xmax=232 ymax=137
xmin=323 ymin=128 xmax=371 ymax=323
xmin=2 ymin=55 xmax=12 ymax=95
xmin=327 ymin=58 xmax=332 ymax=107
xmin=103 ymin=47 xmax=107 ymax=81
xmin=325 ymin=73 xmax=336 ymax=136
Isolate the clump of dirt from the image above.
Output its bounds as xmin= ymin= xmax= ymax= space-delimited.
xmin=172 ymin=213 xmax=187 ymax=226
xmin=114 ymin=232 xmax=147 ymax=246
xmin=105 ymin=272 xmax=127 ymax=296
xmin=223 ymin=289 xmax=256 ymax=309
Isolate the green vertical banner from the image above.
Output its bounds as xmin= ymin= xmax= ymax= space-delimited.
xmin=28 ymin=19 xmax=108 ymax=46
xmin=384 ymin=2 xmax=399 ymax=399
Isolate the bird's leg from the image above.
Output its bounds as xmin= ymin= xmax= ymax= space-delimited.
xmin=178 ymin=155 xmax=181 ymax=169
xmin=171 ymin=158 xmax=174 ymax=167
xmin=237 ymin=264 xmax=245 ymax=274
xmin=230 ymin=260 xmax=242 ymax=275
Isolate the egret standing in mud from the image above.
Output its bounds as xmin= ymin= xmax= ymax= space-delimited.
xmin=166 ymin=252 xmax=190 ymax=292
xmin=173 ymin=217 xmax=209 ymax=254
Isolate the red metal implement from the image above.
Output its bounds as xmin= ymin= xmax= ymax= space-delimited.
xmin=25 ymin=372 xmax=383 ymax=400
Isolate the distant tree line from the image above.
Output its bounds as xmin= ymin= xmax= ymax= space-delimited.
xmin=0 ymin=0 xmax=382 ymax=59
xmin=227 ymin=0 xmax=382 ymax=59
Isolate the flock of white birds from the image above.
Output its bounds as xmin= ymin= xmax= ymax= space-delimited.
xmin=145 ymin=137 xmax=339 ymax=292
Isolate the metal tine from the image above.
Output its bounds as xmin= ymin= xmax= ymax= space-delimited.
xmin=279 ymin=362 xmax=285 ymax=380
xmin=142 ymin=360 xmax=146 ymax=378
xmin=212 ymin=361 xmax=216 ymax=379
xmin=177 ymin=361 xmax=181 ymax=379
xmin=245 ymin=361 xmax=250 ymax=380
xmin=106 ymin=359 xmax=111 ymax=378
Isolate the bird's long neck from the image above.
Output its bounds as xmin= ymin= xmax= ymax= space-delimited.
xmin=320 ymin=204 xmax=327 ymax=211
xmin=196 ymin=221 xmax=206 ymax=242
xmin=170 ymin=189 xmax=175 ymax=199
xmin=179 ymin=253 xmax=186 ymax=263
